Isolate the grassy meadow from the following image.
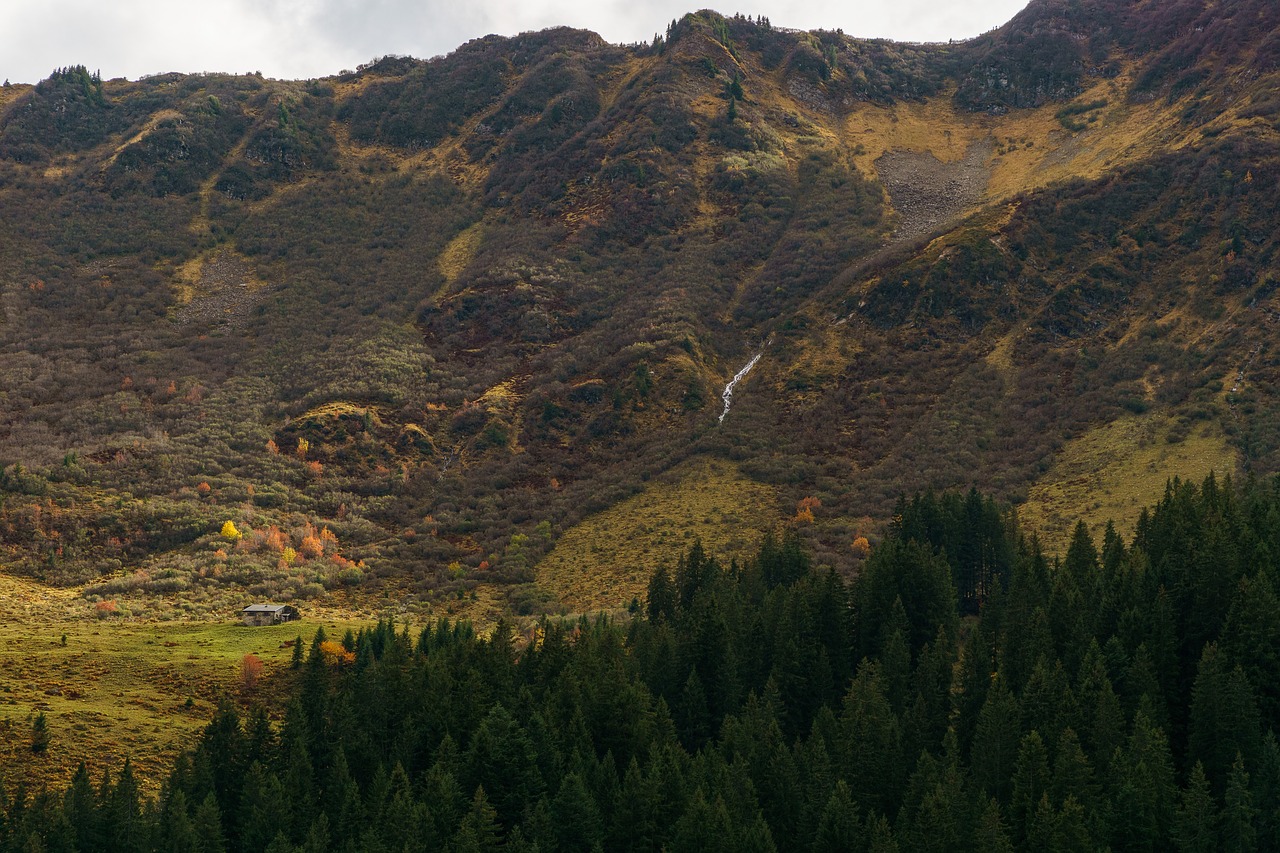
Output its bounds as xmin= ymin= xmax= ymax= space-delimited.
xmin=1018 ymin=414 xmax=1238 ymax=554
xmin=0 ymin=572 xmax=375 ymax=793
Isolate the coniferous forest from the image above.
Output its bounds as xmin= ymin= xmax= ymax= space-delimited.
xmin=4 ymin=474 xmax=1279 ymax=852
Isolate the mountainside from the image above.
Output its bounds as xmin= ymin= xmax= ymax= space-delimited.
xmin=2 ymin=0 xmax=1280 ymax=618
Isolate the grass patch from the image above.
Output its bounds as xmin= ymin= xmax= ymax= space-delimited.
xmin=436 ymin=221 xmax=483 ymax=285
xmin=1018 ymin=414 xmax=1237 ymax=555
xmin=535 ymin=457 xmax=777 ymax=613
xmin=0 ymin=572 xmax=371 ymax=794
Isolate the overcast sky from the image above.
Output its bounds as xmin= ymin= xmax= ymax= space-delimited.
xmin=2 ymin=0 xmax=1030 ymax=85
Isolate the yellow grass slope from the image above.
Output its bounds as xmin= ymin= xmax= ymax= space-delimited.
xmin=1017 ymin=415 xmax=1238 ymax=555
xmin=536 ymin=458 xmax=777 ymax=613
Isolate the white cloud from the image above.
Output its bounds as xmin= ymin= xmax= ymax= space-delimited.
xmin=0 ymin=0 xmax=1031 ymax=84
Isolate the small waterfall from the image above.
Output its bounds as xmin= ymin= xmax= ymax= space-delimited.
xmin=719 ymin=351 xmax=763 ymax=424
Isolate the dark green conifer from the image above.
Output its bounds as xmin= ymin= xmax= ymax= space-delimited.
xmin=1221 ymin=754 xmax=1257 ymax=853
xmin=1173 ymin=762 xmax=1217 ymax=853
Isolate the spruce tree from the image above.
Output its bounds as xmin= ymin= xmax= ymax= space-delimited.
xmin=1221 ymin=754 xmax=1258 ymax=853
xmin=1173 ymin=762 xmax=1217 ymax=853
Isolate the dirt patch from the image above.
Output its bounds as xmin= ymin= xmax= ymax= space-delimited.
xmin=876 ymin=138 xmax=993 ymax=243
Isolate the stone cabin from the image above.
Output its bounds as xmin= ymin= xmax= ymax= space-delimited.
xmin=241 ymin=603 xmax=299 ymax=626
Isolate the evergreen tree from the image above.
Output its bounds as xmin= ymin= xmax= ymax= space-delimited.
xmin=1221 ymin=754 xmax=1257 ymax=853
xmin=866 ymin=813 xmax=900 ymax=853
xmin=971 ymin=798 xmax=1014 ymax=853
xmin=466 ymin=704 xmax=545 ymax=831
xmin=192 ymin=792 xmax=227 ymax=853
xmin=971 ymin=677 xmax=1021 ymax=803
xmin=455 ymin=786 xmax=503 ymax=853
xmin=103 ymin=758 xmax=144 ymax=853
xmin=647 ymin=565 xmax=676 ymax=621
xmin=1110 ymin=711 xmax=1176 ymax=852
xmin=839 ymin=662 xmax=901 ymax=815
xmin=811 ymin=780 xmax=863 ymax=853
xmin=238 ymin=762 xmax=289 ymax=853
xmin=551 ymin=772 xmax=604 ymax=852
xmin=1173 ymin=762 xmax=1217 ymax=853
xmin=1189 ymin=644 xmax=1262 ymax=791
xmin=30 ymin=713 xmax=49 ymax=754
xmin=156 ymin=789 xmax=199 ymax=853
xmin=62 ymin=763 xmax=99 ymax=852
xmin=1009 ymin=731 xmax=1050 ymax=845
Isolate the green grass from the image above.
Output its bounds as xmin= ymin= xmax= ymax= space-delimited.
xmin=1018 ymin=414 xmax=1237 ymax=555
xmin=535 ymin=457 xmax=778 ymax=613
xmin=0 ymin=572 xmax=370 ymax=793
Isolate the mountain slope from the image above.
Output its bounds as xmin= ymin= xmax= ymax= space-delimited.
xmin=1 ymin=1 xmax=1278 ymax=615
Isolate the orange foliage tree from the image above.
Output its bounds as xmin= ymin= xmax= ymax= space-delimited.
xmin=299 ymin=534 xmax=324 ymax=559
xmin=241 ymin=654 xmax=264 ymax=691
xmin=795 ymin=496 xmax=822 ymax=525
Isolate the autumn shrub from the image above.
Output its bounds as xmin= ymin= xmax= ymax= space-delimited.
xmin=240 ymin=654 xmax=263 ymax=691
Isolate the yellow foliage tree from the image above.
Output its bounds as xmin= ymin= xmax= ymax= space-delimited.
xmin=319 ymin=640 xmax=355 ymax=666
xmin=220 ymin=520 xmax=242 ymax=541
xmin=795 ymin=496 xmax=822 ymax=525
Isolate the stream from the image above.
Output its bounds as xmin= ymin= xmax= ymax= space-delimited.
xmin=719 ymin=350 xmax=763 ymax=424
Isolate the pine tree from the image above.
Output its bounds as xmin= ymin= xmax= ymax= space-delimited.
xmin=237 ymin=761 xmax=289 ymax=852
xmin=1221 ymin=754 xmax=1257 ymax=853
xmin=63 ymin=762 xmax=98 ymax=851
xmin=30 ymin=713 xmax=49 ymax=754
xmin=552 ymin=772 xmax=604 ymax=852
xmin=156 ymin=789 xmax=199 ymax=853
xmin=1110 ymin=711 xmax=1176 ymax=851
xmin=811 ymin=780 xmax=862 ymax=853
xmin=1219 ymin=573 xmax=1280 ymax=725
xmin=866 ymin=813 xmax=899 ymax=853
xmin=97 ymin=758 xmax=144 ymax=852
xmin=613 ymin=758 xmax=660 ymax=852
xmin=1009 ymin=731 xmax=1050 ymax=844
xmin=1252 ymin=732 xmax=1280 ymax=851
xmin=647 ymin=565 xmax=676 ymax=621
xmin=971 ymin=677 xmax=1021 ymax=803
xmin=839 ymin=662 xmax=901 ymax=815
xmin=455 ymin=786 xmax=503 ymax=853
xmin=1190 ymin=644 xmax=1262 ymax=790
xmin=1052 ymin=795 xmax=1094 ymax=852
xmin=192 ymin=792 xmax=227 ymax=853
xmin=1173 ymin=762 xmax=1217 ymax=853
xmin=466 ymin=704 xmax=545 ymax=830
xmin=971 ymin=798 xmax=1014 ymax=853
xmin=1050 ymin=728 xmax=1107 ymax=842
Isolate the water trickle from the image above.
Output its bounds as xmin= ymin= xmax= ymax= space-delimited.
xmin=719 ymin=351 xmax=763 ymax=424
